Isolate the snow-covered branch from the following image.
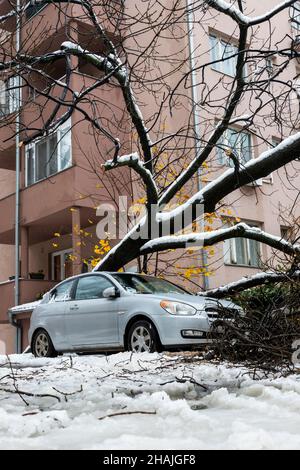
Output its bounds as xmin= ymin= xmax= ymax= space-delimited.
xmin=140 ymin=223 xmax=300 ymax=256
xmin=160 ymin=21 xmax=249 ymax=206
xmin=159 ymin=131 xmax=300 ymax=224
xmin=198 ymin=270 xmax=300 ymax=298
xmin=59 ymin=42 xmax=153 ymax=173
xmin=104 ymin=153 xmax=158 ymax=204
xmin=203 ymin=0 xmax=250 ymax=25
xmin=204 ymin=0 xmax=297 ymax=26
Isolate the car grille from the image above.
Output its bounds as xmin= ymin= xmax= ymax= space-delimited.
xmin=205 ymin=307 xmax=237 ymax=320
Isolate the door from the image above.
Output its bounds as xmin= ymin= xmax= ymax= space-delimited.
xmin=43 ymin=279 xmax=74 ymax=350
xmin=51 ymin=249 xmax=73 ymax=281
xmin=65 ymin=275 xmax=121 ymax=348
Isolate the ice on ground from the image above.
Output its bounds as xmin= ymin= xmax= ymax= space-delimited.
xmin=0 ymin=352 xmax=300 ymax=450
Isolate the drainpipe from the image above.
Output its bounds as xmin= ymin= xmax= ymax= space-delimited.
xmin=186 ymin=0 xmax=209 ymax=291
xmin=14 ymin=0 xmax=21 ymax=353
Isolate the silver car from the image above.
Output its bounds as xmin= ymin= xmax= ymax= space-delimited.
xmin=29 ymin=272 xmax=241 ymax=357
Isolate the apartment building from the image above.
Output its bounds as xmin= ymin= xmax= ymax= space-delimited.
xmin=194 ymin=0 xmax=300 ymax=290
xmin=0 ymin=0 xmax=132 ymax=352
xmin=0 ymin=0 xmax=299 ymax=353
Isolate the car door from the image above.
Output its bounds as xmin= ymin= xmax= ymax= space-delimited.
xmin=42 ymin=279 xmax=75 ymax=350
xmin=65 ymin=275 xmax=121 ymax=348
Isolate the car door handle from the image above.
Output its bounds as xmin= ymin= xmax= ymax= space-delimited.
xmin=70 ymin=305 xmax=79 ymax=311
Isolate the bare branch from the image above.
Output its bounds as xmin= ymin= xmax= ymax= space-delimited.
xmin=199 ymin=271 xmax=300 ymax=298
xmin=140 ymin=223 xmax=300 ymax=256
xmin=104 ymin=153 xmax=158 ymax=204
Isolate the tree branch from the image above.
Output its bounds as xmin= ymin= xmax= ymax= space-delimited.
xmin=198 ymin=270 xmax=300 ymax=298
xmin=104 ymin=152 xmax=158 ymax=204
xmin=140 ymin=223 xmax=300 ymax=256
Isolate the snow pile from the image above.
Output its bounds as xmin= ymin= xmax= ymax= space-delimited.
xmin=9 ymin=301 xmax=41 ymax=313
xmin=0 ymin=352 xmax=300 ymax=449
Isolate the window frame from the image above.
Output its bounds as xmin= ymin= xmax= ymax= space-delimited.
xmin=291 ymin=1 xmax=300 ymax=32
xmin=209 ymin=34 xmax=242 ymax=77
xmin=74 ymin=274 xmax=115 ymax=301
xmin=51 ymin=248 xmax=73 ymax=282
xmin=25 ymin=118 xmax=72 ymax=187
xmin=49 ymin=278 xmax=75 ymax=303
xmin=0 ymin=75 xmax=20 ymax=116
xmin=25 ymin=2 xmax=47 ymax=21
xmin=263 ymin=137 xmax=280 ymax=184
xmin=217 ymin=127 xmax=253 ymax=167
xmin=224 ymin=222 xmax=262 ymax=268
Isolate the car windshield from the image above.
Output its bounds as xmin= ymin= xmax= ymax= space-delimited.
xmin=111 ymin=274 xmax=191 ymax=295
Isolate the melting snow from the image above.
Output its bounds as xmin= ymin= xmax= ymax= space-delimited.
xmin=0 ymin=352 xmax=300 ymax=450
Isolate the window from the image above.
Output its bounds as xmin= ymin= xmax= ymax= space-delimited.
xmin=253 ymin=57 xmax=274 ymax=78
xmin=209 ymin=34 xmax=239 ymax=77
xmin=263 ymin=138 xmax=280 ymax=184
xmin=50 ymin=279 xmax=74 ymax=302
xmin=224 ymin=223 xmax=261 ymax=267
xmin=25 ymin=119 xmax=72 ymax=186
xmin=291 ymin=2 xmax=300 ymax=32
xmin=281 ymin=226 xmax=295 ymax=243
xmin=265 ymin=58 xmax=274 ymax=76
xmin=26 ymin=2 xmax=46 ymax=20
xmin=294 ymin=74 xmax=300 ymax=96
xmin=111 ymin=274 xmax=189 ymax=295
xmin=281 ymin=227 xmax=289 ymax=241
xmin=51 ymin=248 xmax=73 ymax=281
xmin=75 ymin=276 xmax=114 ymax=300
xmin=0 ymin=76 xmax=20 ymax=116
xmin=217 ymin=128 xmax=252 ymax=166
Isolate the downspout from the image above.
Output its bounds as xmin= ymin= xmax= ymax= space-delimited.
xmin=186 ymin=0 xmax=209 ymax=291
xmin=14 ymin=0 xmax=21 ymax=353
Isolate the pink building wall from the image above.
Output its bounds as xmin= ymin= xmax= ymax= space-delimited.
xmin=0 ymin=169 xmax=15 ymax=281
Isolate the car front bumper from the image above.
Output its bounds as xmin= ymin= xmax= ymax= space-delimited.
xmin=155 ymin=313 xmax=212 ymax=346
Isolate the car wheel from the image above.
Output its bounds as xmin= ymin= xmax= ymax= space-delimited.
xmin=127 ymin=320 xmax=160 ymax=353
xmin=32 ymin=329 xmax=57 ymax=358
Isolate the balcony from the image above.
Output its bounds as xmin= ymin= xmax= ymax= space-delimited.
xmin=0 ymin=1 xmax=122 ymax=48
xmin=0 ymin=67 xmax=125 ymax=162
xmin=0 ymin=71 xmax=128 ymax=244
xmin=0 ymin=165 xmax=100 ymax=244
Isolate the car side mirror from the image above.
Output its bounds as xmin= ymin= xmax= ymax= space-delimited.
xmin=103 ymin=287 xmax=120 ymax=299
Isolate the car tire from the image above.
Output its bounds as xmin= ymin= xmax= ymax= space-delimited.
xmin=127 ymin=320 xmax=160 ymax=353
xmin=32 ymin=329 xmax=57 ymax=358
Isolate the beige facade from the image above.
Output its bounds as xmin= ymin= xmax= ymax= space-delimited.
xmin=0 ymin=1 xmax=299 ymax=353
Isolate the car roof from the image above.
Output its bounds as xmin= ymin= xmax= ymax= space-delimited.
xmin=51 ymin=271 xmax=150 ymax=287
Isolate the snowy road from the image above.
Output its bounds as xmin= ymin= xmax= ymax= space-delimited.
xmin=1 ymin=352 xmax=300 ymax=450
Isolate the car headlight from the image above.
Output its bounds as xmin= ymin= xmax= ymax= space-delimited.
xmin=160 ymin=300 xmax=197 ymax=316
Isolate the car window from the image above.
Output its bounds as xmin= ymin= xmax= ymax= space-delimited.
xmin=75 ymin=276 xmax=114 ymax=300
xmin=50 ymin=280 xmax=74 ymax=302
xmin=112 ymin=274 xmax=190 ymax=295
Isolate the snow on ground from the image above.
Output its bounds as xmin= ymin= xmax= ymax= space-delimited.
xmin=1 ymin=352 xmax=300 ymax=450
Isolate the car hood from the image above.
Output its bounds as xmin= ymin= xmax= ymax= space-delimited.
xmin=132 ymin=292 xmax=241 ymax=312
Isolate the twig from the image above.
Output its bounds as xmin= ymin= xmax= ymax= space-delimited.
xmin=0 ymin=387 xmax=61 ymax=403
xmin=52 ymin=385 xmax=83 ymax=402
xmin=98 ymin=410 xmax=156 ymax=421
